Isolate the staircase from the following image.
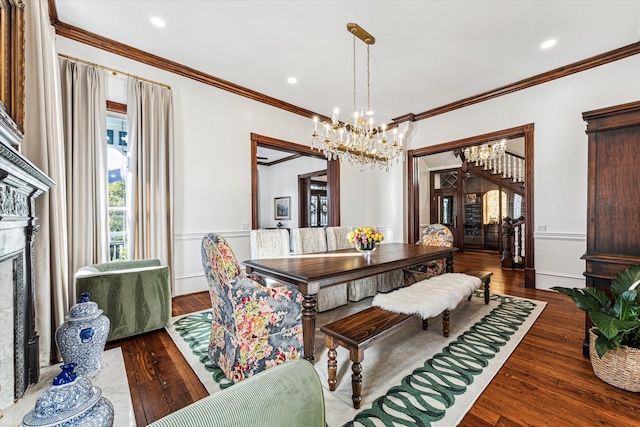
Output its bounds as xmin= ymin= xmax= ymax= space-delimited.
xmin=454 ymin=148 xmax=525 ymax=269
xmin=455 ymin=148 xmax=525 ymax=196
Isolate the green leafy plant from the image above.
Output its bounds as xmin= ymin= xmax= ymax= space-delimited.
xmin=552 ymin=266 xmax=640 ymax=358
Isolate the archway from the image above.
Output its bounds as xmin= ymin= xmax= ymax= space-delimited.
xmin=407 ymin=124 xmax=535 ymax=288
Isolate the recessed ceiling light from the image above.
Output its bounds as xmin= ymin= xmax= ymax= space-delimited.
xmin=287 ymin=77 xmax=298 ymax=84
xmin=150 ymin=17 xmax=166 ymax=28
xmin=541 ymin=39 xmax=556 ymax=49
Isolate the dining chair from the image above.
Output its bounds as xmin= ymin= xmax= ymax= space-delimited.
xmin=249 ymin=229 xmax=290 ymax=286
xmin=325 ymin=226 xmax=378 ymax=302
xmin=201 ymin=233 xmax=303 ymax=382
xmin=402 ymin=224 xmax=454 ymax=286
xmin=291 ymin=227 xmax=348 ymax=312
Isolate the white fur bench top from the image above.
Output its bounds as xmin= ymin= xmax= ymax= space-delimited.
xmin=372 ymin=273 xmax=482 ymax=319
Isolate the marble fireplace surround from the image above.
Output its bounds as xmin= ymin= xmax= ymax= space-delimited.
xmin=0 ymin=136 xmax=53 ymax=409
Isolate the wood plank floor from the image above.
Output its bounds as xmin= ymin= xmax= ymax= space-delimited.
xmin=107 ymin=251 xmax=640 ymax=426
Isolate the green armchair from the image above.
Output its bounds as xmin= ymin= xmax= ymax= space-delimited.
xmin=147 ymin=359 xmax=326 ymax=427
xmin=74 ymin=259 xmax=171 ymax=342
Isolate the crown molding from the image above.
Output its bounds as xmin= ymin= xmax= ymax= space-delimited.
xmin=48 ymin=0 xmax=640 ymax=124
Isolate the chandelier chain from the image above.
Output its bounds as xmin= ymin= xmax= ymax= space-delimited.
xmin=353 ymin=36 xmax=357 ymax=112
xmin=367 ymin=45 xmax=371 ymax=112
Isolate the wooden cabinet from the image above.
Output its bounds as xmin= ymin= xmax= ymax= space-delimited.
xmin=581 ymin=100 xmax=640 ymax=356
xmin=484 ymin=224 xmax=500 ymax=251
xmin=463 ymin=194 xmax=483 ymax=250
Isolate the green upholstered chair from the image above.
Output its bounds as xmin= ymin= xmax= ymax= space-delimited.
xmin=74 ymin=259 xmax=171 ymax=342
xmin=147 ymin=359 xmax=326 ymax=427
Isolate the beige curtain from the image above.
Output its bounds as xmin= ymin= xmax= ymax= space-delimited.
xmin=59 ymin=59 xmax=109 ymax=287
xmin=22 ymin=0 xmax=69 ymax=366
xmin=127 ymin=78 xmax=175 ymax=292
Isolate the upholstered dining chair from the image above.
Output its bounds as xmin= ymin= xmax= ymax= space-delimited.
xmin=325 ymin=226 xmax=378 ymax=302
xmin=291 ymin=227 xmax=348 ymax=312
xmin=201 ymin=233 xmax=303 ymax=383
xmin=402 ymin=223 xmax=454 ymax=286
xmin=249 ymin=229 xmax=290 ymax=286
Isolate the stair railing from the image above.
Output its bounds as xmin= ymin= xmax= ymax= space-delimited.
xmin=501 ymin=216 xmax=525 ymax=269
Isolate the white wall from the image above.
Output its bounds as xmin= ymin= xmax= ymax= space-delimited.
xmin=409 ymin=55 xmax=640 ymax=289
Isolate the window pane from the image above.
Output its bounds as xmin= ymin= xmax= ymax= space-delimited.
xmin=107 ymin=113 xmax=130 ymax=260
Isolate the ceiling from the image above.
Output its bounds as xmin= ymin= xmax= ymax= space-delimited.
xmin=54 ymin=1 xmax=640 ymax=126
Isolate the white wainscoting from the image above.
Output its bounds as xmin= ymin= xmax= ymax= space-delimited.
xmin=173 ymin=231 xmax=251 ymax=296
xmin=534 ymin=232 xmax=586 ymax=290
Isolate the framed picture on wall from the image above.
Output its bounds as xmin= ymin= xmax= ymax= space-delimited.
xmin=274 ymin=196 xmax=291 ymax=220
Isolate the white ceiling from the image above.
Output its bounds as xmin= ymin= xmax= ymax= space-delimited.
xmin=55 ymin=1 xmax=640 ymax=126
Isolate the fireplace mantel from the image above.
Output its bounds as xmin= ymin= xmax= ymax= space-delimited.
xmin=0 ymin=132 xmax=53 ymax=406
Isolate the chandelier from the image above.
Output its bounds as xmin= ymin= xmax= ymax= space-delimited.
xmin=311 ymin=23 xmax=403 ymax=171
xmin=463 ymin=139 xmax=506 ymax=164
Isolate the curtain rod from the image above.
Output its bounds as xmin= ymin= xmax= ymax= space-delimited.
xmin=58 ymin=53 xmax=171 ymax=89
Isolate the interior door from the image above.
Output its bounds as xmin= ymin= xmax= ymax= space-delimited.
xmin=435 ymin=189 xmax=459 ymax=247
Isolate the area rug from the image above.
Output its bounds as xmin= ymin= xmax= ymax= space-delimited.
xmin=166 ymin=292 xmax=545 ymax=426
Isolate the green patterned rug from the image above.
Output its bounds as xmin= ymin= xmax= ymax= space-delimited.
xmin=167 ymin=292 xmax=545 ymax=426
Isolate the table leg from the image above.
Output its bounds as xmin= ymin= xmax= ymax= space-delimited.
xmin=302 ymin=293 xmax=317 ymax=362
xmin=484 ymin=277 xmax=491 ymax=304
xmin=445 ymin=253 xmax=454 ymax=273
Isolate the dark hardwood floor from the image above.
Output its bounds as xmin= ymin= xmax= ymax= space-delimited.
xmin=107 ymin=251 xmax=640 ymax=426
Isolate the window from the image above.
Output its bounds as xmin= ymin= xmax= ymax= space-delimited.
xmin=482 ymin=190 xmax=507 ymax=225
xmin=107 ymin=113 xmax=130 ymax=260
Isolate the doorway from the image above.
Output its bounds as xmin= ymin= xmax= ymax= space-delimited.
xmin=251 ymin=133 xmax=340 ymax=229
xmin=408 ymin=124 xmax=535 ymax=288
xmin=298 ymin=170 xmax=328 ymax=228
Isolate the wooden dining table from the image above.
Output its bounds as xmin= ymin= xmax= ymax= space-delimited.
xmin=243 ymin=243 xmax=458 ymax=362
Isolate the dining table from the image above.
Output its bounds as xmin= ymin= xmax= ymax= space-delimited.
xmin=243 ymin=242 xmax=458 ymax=362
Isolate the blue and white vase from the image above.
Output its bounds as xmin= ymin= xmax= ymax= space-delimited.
xmin=22 ymin=363 xmax=114 ymax=427
xmin=55 ymin=293 xmax=110 ymax=375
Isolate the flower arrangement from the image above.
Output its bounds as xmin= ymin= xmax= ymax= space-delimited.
xmin=348 ymin=227 xmax=384 ymax=251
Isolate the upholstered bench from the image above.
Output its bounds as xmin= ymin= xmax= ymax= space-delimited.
xmin=320 ymin=271 xmax=491 ymax=408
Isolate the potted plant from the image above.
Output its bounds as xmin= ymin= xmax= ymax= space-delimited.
xmin=552 ymin=265 xmax=640 ymax=391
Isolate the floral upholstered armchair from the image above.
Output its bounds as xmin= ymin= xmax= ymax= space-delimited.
xmin=403 ymin=224 xmax=454 ymax=286
xmin=201 ymin=233 xmax=304 ymax=383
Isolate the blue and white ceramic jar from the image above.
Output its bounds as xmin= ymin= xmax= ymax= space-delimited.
xmin=22 ymin=363 xmax=114 ymax=427
xmin=55 ymin=293 xmax=110 ymax=375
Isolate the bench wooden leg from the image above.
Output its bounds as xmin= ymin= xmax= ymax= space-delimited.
xmin=442 ymin=309 xmax=450 ymax=337
xmin=422 ymin=318 xmax=428 ymax=330
xmin=351 ymin=362 xmax=363 ymax=409
xmin=484 ymin=278 xmax=490 ymax=304
xmin=326 ymin=336 xmax=338 ymax=391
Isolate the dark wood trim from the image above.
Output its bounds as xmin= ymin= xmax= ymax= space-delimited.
xmin=326 ymin=160 xmax=340 ymax=227
xmin=52 ymin=21 xmax=327 ymax=122
xmin=407 ymin=150 xmax=419 ymax=244
xmin=106 ymin=100 xmax=127 ymax=114
xmin=407 ymin=124 xmax=536 ymax=288
xmin=250 ymin=133 xmax=339 ymax=229
xmin=523 ymin=123 xmax=535 ymax=288
xmin=298 ymin=169 xmax=327 ymax=180
xmin=260 ymin=154 xmax=301 ymax=167
xmin=410 ymin=42 xmax=640 ymax=122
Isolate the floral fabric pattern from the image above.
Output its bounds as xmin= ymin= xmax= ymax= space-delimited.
xmin=201 ymin=233 xmax=303 ymax=383
xmin=403 ymin=224 xmax=454 ymax=286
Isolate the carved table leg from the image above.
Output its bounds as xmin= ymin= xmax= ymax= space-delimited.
xmin=442 ymin=309 xmax=450 ymax=337
xmin=351 ymin=362 xmax=363 ymax=409
xmin=326 ymin=336 xmax=338 ymax=391
xmin=302 ymin=293 xmax=317 ymax=362
xmin=445 ymin=254 xmax=454 ymax=273
xmin=422 ymin=318 xmax=429 ymax=331
xmin=484 ymin=277 xmax=491 ymax=304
